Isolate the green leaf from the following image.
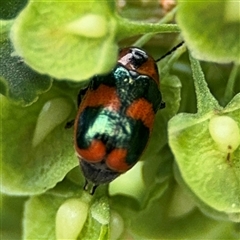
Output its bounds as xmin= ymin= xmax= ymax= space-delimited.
xmin=0 ymin=194 xmax=27 ymax=239
xmin=0 ymin=20 xmax=14 ymax=42
xmin=78 ymin=197 xmax=110 ymax=240
xmin=141 ymin=146 xmax=173 ymax=209
xmin=23 ymin=187 xmax=95 ymax=239
xmin=11 ymin=0 xmax=180 ymax=82
xmin=173 ymin=163 xmax=240 ymax=222
xmin=0 ymin=0 xmax=28 ymax=19
xmin=109 ymin=161 xmax=146 ymax=201
xmin=11 ymin=0 xmax=119 ymax=81
xmin=24 ymin=189 xmax=112 ymax=240
xmin=177 ymin=1 xmax=240 ymax=63
xmin=24 ymin=194 xmax=65 ymax=239
xmin=47 ymin=177 xmax=84 ymax=198
xmin=0 ymin=30 xmax=52 ymax=106
xmin=1 ymin=86 xmax=78 ymax=195
xmin=168 ymin=54 xmax=240 ymax=221
xmin=129 ymin=183 xmax=237 ymax=239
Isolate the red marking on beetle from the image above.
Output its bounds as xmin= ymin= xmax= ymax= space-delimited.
xmin=79 ymin=84 xmax=121 ymax=112
xmin=76 ymin=140 xmax=106 ymax=162
xmin=126 ymin=98 xmax=155 ymax=129
xmin=106 ymin=149 xmax=130 ymax=172
xmin=74 ymin=85 xmax=121 ymax=148
xmin=118 ymin=48 xmax=160 ymax=86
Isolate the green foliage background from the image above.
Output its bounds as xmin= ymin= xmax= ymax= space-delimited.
xmin=1 ymin=0 xmax=240 ymax=239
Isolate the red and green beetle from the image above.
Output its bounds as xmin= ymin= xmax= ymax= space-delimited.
xmin=71 ymin=43 xmax=183 ymax=194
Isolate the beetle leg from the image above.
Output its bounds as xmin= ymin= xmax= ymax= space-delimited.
xmin=159 ymin=101 xmax=166 ymax=109
xmin=83 ymin=179 xmax=89 ymax=191
xmin=78 ymin=87 xmax=88 ymax=106
xmin=82 ymin=177 xmax=99 ymax=195
xmin=90 ymin=185 xmax=99 ymax=195
xmin=83 ymin=179 xmax=98 ymax=195
xmin=65 ymin=86 xmax=88 ymax=129
xmin=65 ymin=119 xmax=75 ymax=129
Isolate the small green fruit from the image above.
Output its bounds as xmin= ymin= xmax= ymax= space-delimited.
xmin=209 ymin=115 xmax=240 ymax=153
xmin=56 ymin=198 xmax=89 ymax=240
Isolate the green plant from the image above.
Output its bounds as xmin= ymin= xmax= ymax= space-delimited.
xmin=1 ymin=0 xmax=239 ymax=239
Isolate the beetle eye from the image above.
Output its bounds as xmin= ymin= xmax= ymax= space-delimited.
xmin=130 ymin=48 xmax=148 ymax=67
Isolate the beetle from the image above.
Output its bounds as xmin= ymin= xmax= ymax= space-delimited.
xmin=71 ymin=42 xmax=184 ymax=194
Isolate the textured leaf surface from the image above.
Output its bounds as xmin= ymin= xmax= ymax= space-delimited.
xmin=168 ymin=55 xmax=240 ymax=220
xmin=177 ymin=1 xmax=240 ymax=63
xmin=11 ymin=0 xmax=118 ymax=81
xmin=1 ymin=90 xmax=77 ymax=195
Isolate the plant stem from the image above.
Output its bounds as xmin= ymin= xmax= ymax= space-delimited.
xmin=116 ymin=13 xmax=180 ymax=42
xmin=160 ymin=43 xmax=186 ymax=78
xmin=223 ymin=64 xmax=239 ymax=105
xmin=189 ymin=54 xmax=221 ymax=113
xmin=133 ymin=7 xmax=178 ymax=47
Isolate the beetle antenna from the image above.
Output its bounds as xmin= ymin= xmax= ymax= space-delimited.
xmin=155 ymin=41 xmax=184 ymax=62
